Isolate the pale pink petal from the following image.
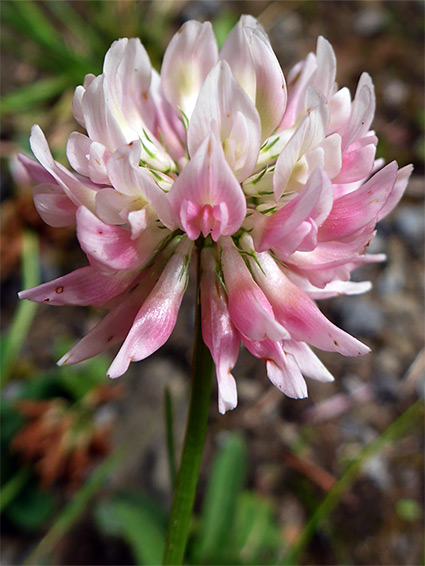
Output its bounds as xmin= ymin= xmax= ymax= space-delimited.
xmin=285 ymin=270 xmax=372 ymax=299
xmin=273 ymin=88 xmax=329 ymax=199
xmin=377 ymin=164 xmax=413 ymax=221
xmin=18 ymin=154 xmax=56 ymax=185
xmin=161 ymin=21 xmax=218 ymax=119
xmin=66 ymin=132 xmax=91 ymax=177
xmin=107 ymin=238 xmax=193 ymax=378
xmin=19 ymin=266 xmax=134 ymax=307
xmin=242 ymin=337 xmax=308 ymax=398
xmin=33 ymin=184 xmax=77 ymax=227
xmin=167 ymin=130 xmax=246 ymax=241
xmin=341 ymin=73 xmax=375 ymax=151
xmin=128 ymin=208 xmax=148 ymax=240
xmin=255 ymin=168 xmax=332 ymax=253
xmin=201 ymin=247 xmax=240 ymax=413
xmin=220 ymin=16 xmax=256 ymax=102
xmin=95 ymin=188 xmax=136 ymax=225
xmin=88 ymin=143 xmax=110 ymax=184
xmin=279 ymin=53 xmax=317 ymax=130
xmin=148 ymin=69 xmax=186 ymax=161
xmin=76 ymin=206 xmax=143 ymax=270
xmin=220 ymin=237 xmax=289 ymax=342
xmin=30 ymin=125 xmax=96 ymax=210
xmin=306 ymin=133 xmax=342 ymax=180
xmin=313 ymin=36 xmax=336 ymax=99
xmin=319 ymin=162 xmax=398 ymax=241
xmin=188 ymin=61 xmax=261 ymax=181
xmin=106 ymin=141 xmax=170 ymax=219
xmin=103 ymin=38 xmax=152 ymax=138
xmin=221 ymin=15 xmax=286 ymax=139
xmin=328 ymin=87 xmax=352 ymax=134
xmin=106 ymin=141 xmax=144 ymax=197
xmin=333 ymin=140 xmax=376 ymax=183
xmin=284 ymin=340 xmax=334 ymax=382
xmin=82 ymin=74 xmax=128 ymax=151
xmin=72 ymin=74 xmax=95 ymax=127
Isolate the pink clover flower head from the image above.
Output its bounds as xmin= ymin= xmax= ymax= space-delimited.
xmin=19 ymin=16 xmax=412 ymax=413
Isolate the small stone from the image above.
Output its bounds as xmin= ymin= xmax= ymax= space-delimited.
xmin=354 ymin=6 xmax=387 ymax=36
xmin=383 ymin=79 xmax=409 ymax=108
xmin=393 ymin=205 xmax=424 ymax=249
xmin=337 ymin=297 xmax=385 ymax=337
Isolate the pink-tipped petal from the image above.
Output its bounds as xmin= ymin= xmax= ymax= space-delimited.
xmin=333 ymin=139 xmax=376 ymax=183
xmin=377 ymin=164 xmax=413 ymax=221
xmin=18 ymin=154 xmax=55 ymax=185
xmin=19 ymin=266 xmax=134 ymax=307
xmin=319 ymin=162 xmax=398 ymax=242
xmin=242 ymin=238 xmax=370 ymax=356
xmin=280 ymin=52 xmax=317 ymax=130
xmin=168 ymin=130 xmax=246 ymax=241
xmin=201 ymin=247 xmax=240 ymax=413
xmin=220 ymin=237 xmax=289 ymax=342
xmin=76 ymin=206 xmax=142 ymax=270
xmin=33 ymin=184 xmax=77 ymax=227
xmin=57 ymin=268 xmax=159 ymax=365
xmin=256 ymin=167 xmax=332 ymax=253
xmin=107 ymin=238 xmax=193 ymax=377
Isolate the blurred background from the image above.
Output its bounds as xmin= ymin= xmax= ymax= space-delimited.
xmin=1 ymin=1 xmax=424 ymax=565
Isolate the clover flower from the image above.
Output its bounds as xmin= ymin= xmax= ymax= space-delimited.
xmin=19 ymin=16 xmax=412 ymax=413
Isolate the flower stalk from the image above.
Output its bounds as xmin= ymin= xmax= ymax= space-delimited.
xmin=162 ymin=242 xmax=214 ymax=565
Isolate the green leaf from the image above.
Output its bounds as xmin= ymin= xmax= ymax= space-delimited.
xmin=194 ymin=432 xmax=247 ymax=563
xmin=396 ymin=498 xmax=422 ymax=522
xmin=231 ymin=492 xmax=281 ymax=565
xmin=95 ymin=494 xmax=167 ymax=565
xmin=5 ymin=481 xmax=55 ymax=531
xmin=24 ymin=448 xmax=122 ymax=565
xmin=0 ymin=403 xmax=26 ymax=484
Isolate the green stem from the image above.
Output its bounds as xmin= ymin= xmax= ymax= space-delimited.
xmin=164 ymin=386 xmax=177 ymax=489
xmin=162 ymin=243 xmax=214 ymax=565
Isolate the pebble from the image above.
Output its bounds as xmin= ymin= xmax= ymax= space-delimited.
xmin=354 ymin=6 xmax=387 ymax=36
xmin=337 ymin=297 xmax=385 ymax=337
xmin=393 ymin=205 xmax=424 ymax=249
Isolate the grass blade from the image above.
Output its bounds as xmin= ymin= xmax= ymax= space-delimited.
xmin=281 ymin=399 xmax=424 ymax=565
xmin=0 ymin=466 xmax=32 ymax=512
xmin=0 ymin=76 xmax=69 ymax=117
xmin=0 ymin=231 xmax=40 ymax=387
